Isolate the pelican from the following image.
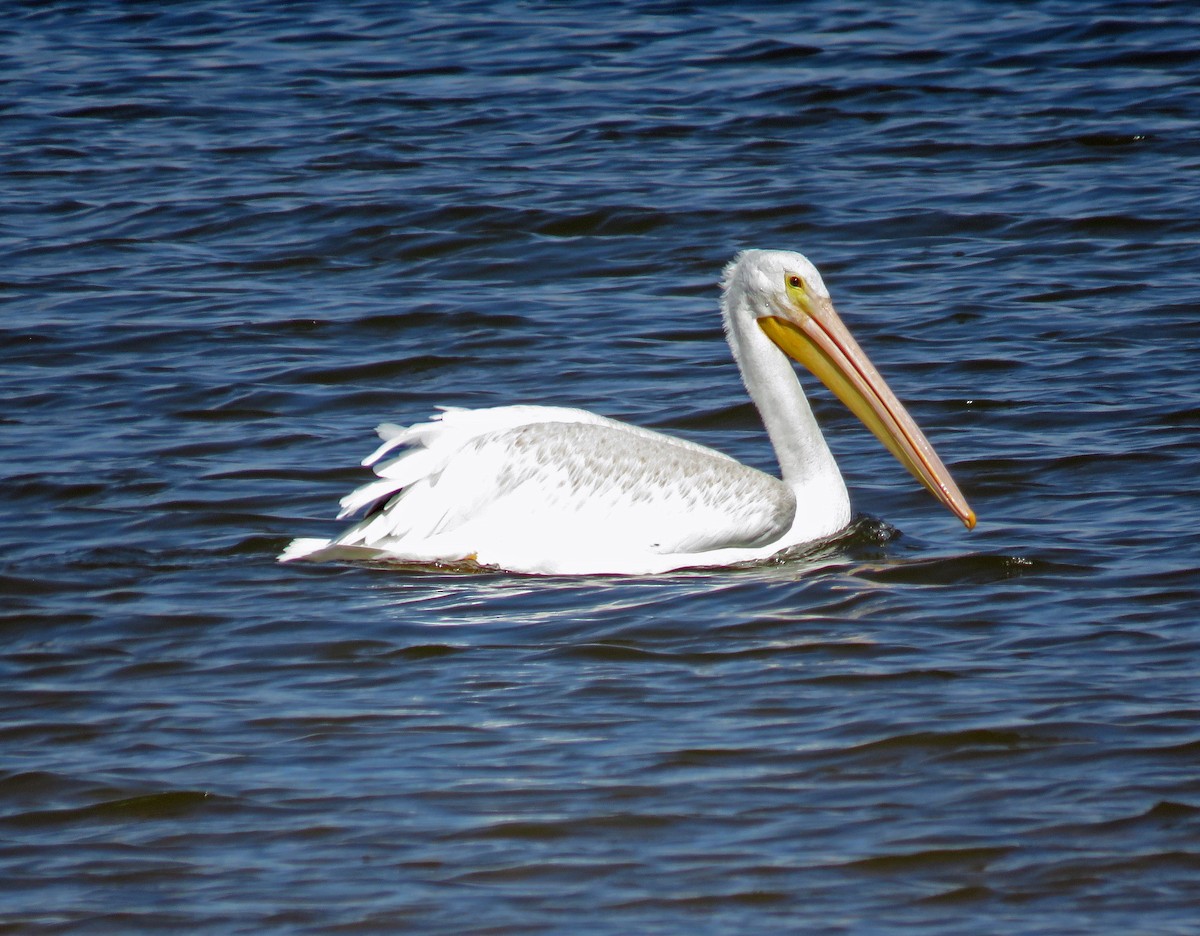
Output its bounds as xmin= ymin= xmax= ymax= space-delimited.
xmin=280 ymin=249 xmax=974 ymax=575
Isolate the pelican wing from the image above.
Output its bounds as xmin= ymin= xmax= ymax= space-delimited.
xmin=282 ymin=406 xmax=797 ymax=571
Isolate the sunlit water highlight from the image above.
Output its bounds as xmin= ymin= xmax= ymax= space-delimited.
xmin=3 ymin=2 xmax=1199 ymax=932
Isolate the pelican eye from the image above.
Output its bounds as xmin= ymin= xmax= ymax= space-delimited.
xmin=784 ymin=272 xmax=814 ymax=313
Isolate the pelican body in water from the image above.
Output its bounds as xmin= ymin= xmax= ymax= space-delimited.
xmin=281 ymin=250 xmax=974 ymax=575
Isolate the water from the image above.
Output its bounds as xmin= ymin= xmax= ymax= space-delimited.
xmin=3 ymin=1 xmax=1199 ymax=931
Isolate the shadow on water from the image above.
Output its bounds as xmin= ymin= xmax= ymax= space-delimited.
xmin=263 ymin=515 xmax=1073 ymax=642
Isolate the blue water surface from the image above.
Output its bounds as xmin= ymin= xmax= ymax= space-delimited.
xmin=2 ymin=2 xmax=1199 ymax=932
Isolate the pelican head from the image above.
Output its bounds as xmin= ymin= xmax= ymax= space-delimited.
xmin=724 ymin=249 xmax=975 ymax=529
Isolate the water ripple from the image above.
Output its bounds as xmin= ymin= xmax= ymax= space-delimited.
xmin=2 ymin=1 xmax=1199 ymax=932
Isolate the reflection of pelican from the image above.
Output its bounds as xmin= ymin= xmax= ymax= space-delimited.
xmin=281 ymin=250 xmax=974 ymax=575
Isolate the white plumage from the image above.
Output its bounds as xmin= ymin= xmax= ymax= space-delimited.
xmin=281 ymin=250 xmax=973 ymax=575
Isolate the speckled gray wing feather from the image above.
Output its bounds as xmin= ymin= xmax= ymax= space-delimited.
xmin=429 ymin=422 xmax=797 ymax=554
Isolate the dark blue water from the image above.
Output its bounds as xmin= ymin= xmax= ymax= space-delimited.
xmin=3 ymin=2 xmax=1199 ymax=931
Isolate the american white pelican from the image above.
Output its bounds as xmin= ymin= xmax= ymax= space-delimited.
xmin=281 ymin=249 xmax=974 ymax=575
